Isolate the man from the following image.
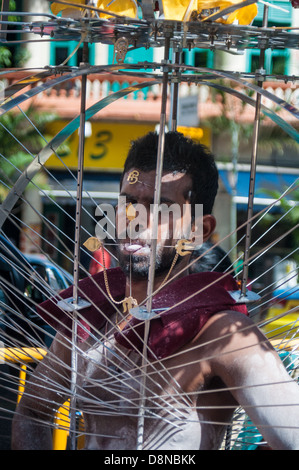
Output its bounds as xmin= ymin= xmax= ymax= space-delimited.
xmin=189 ymin=241 xmax=234 ymax=274
xmin=12 ymin=132 xmax=299 ymax=450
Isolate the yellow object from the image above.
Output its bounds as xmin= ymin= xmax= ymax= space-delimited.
xmin=162 ymin=0 xmax=257 ymax=25
xmin=219 ymin=1 xmax=258 ymax=25
xmin=50 ymin=0 xmax=86 ymax=16
xmin=0 ymin=347 xmax=46 ymax=364
xmin=162 ymin=0 xmax=197 ymax=20
xmin=0 ymin=346 xmax=81 ymax=450
xmin=262 ymin=303 xmax=299 ymax=340
xmin=52 ymin=399 xmax=85 ymax=450
xmin=53 ymin=400 xmax=71 ymax=450
xmin=126 ymin=202 xmax=137 ymax=221
xmin=271 ymin=338 xmax=299 ymax=351
xmin=161 ymin=0 xmax=195 ymax=20
xmin=97 ymin=0 xmax=137 ymax=19
xmin=46 ymin=121 xmax=156 ymax=171
xmin=175 ymin=239 xmax=194 ymax=256
xmin=17 ymin=364 xmax=27 ymax=404
xmin=83 ymin=236 xmax=102 ymax=252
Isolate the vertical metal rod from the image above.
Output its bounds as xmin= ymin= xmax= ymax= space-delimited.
xmin=136 ymin=34 xmax=171 ymax=450
xmin=170 ymin=50 xmax=181 ymax=131
xmin=69 ymin=44 xmax=88 ymax=450
xmin=146 ymin=33 xmax=170 ymax=314
xmin=241 ymin=6 xmax=268 ymax=296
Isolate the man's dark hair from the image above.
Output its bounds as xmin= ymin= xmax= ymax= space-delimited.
xmin=120 ymin=131 xmax=218 ymax=215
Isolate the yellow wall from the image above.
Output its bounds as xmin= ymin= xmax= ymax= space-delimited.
xmin=46 ymin=121 xmax=211 ymax=171
xmin=46 ymin=121 xmax=156 ymax=171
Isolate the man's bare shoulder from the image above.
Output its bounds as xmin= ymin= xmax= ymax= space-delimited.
xmin=200 ymin=309 xmax=263 ymax=337
xmin=190 ymin=309 xmax=272 ymax=364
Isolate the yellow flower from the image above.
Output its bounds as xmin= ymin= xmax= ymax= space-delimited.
xmin=161 ymin=0 xmax=257 ymax=25
xmin=162 ymin=0 xmax=197 ymax=20
xmin=228 ymin=3 xmax=258 ymax=25
xmin=96 ymin=0 xmax=137 ymax=19
xmin=50 ymin=0 xmax=86 ymax=16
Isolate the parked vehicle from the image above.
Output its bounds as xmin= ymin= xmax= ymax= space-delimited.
xmin=0 ymin=235 xmax=73 ymax=347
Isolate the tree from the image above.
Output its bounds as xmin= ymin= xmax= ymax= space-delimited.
xmin=0 ymin=0 xmax=30 ymax=68
xmin=0 ymin=104 xmax=58 ymax=202
xmin=261 ymin=188 xmax=299 ymax=267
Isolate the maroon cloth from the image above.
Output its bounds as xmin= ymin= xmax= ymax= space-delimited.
xmin=37 ymin=268 xmax=126 ymax=342
xmin=115 ymin=271 xmax=248 ymax=359
xmin=37 ymin=268 xmax=248 ymax=359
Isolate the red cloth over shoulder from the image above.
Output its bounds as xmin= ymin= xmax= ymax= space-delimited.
xmin=37 ymin=269 xmax=248 ymax=359
xmin=115 ymin=271 xmax=247 ymax=359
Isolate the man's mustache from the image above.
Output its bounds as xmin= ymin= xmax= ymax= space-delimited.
xmin=116 ymin=226 xmax=153 ymax=243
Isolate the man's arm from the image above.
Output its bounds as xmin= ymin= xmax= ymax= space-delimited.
xmin=206 ymin=311 xmax=299 ymax=450
xmin=11 ymin=332 xmax=71 ymax=450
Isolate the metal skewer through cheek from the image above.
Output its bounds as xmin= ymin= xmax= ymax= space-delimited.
xmin=136 ymin=34 xmax=171 ymax=451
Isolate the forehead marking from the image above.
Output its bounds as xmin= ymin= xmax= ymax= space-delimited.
xmin=127 ymin=170 xmax=153 ymax=189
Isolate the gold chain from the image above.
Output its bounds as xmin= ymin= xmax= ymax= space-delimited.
xmin=100 ymin=243 xmax=138 ymax=314
xmin=160 ymin=251 xmax=179 ymax=288
xmin=84 ymin=236 xmax=193 ymax=319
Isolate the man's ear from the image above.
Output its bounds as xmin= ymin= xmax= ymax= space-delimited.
xmin=191 ymin=214 xmax=216 ymax=243
xmin=202 ymin=215 xmax=216 ymax=242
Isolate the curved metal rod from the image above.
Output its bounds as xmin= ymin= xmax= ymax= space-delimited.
xmin=1 ymin=75 xmax=298 ymax=450
xmin=0 ymin=72 xmax=297 ymax=231
xmin=42 ymin=0 xmax=142 ymax=21
xmin=205 ymin=81 xmax=299 ymax=141
xmin=0 ymin=78 xmax=160 ymax=230
xmin=169 ymin=64 xmax=299 ymax=123
xmin=1 ymin=62 xmax=298 ymax=123
xmin=201 ymin=0 xmax=258 ymax=22
xmin=0 ymin=63 xmax=143 ymax=113
xmin=1 ymin=58 xmax=297 ymax=308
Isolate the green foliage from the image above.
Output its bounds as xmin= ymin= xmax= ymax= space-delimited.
xmin=263 ymin=187 xmax=299 ymax=224
xmin=0 ymin=0 xmax=31 ymax=67
xmin=201 ymin=79 xmax=299 ymax=158
xmin=0 ymin=46 xmax=11 ymax=67
xmin=0 ymin=105 xmax=59 ymax=202
xmin=0 ymin=105 xmax=57 ymax=154
xmin=258 ymin=125 xmax=299 ymax=156
xmin=261 ymin=187 xmax=299 ymax=264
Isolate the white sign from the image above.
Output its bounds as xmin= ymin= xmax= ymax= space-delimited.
xmin=177 ymin=95 xmax=199 ymax=127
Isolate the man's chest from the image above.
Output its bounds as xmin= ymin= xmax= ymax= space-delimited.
xmin=75 ymin=334 xmax=234 ymax=450
xmin=77 ymin=333 xmax=211 ymax=409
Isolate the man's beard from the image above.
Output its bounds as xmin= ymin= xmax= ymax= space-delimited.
xmin=116 ymin=242 xmax=176 ymax=280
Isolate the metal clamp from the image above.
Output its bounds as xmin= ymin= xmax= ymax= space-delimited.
xmin=57 ymin=297 xmax=91 ymax=311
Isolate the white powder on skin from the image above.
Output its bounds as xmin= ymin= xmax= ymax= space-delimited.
xmin=234 ymin=351 xmax=299 ymax=449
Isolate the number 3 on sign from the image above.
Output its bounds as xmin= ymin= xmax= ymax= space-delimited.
xmin=90 ymin=130 xmax=113 ymax=160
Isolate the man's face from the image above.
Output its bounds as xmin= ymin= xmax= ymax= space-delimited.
xmin=115 ymin=168 xmax=193 ymax=279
